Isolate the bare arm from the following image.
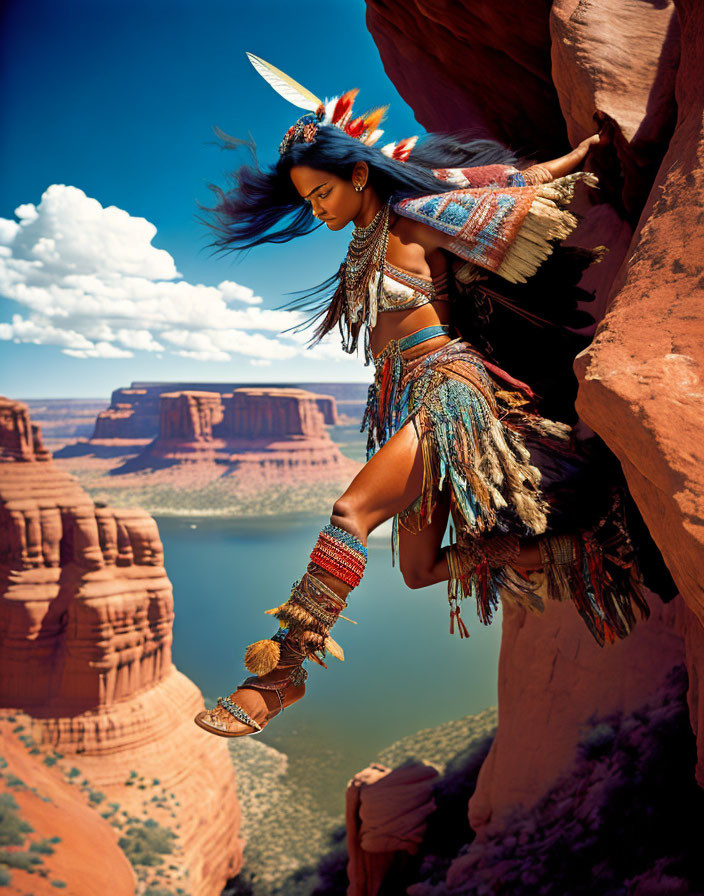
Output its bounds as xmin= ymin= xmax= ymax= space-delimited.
xmin=523 ymin=125 xmax=611 ymax=183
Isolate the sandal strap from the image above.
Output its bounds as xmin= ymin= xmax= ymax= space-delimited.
xmin=217 ymin=695 xmax=262 ymax=731
xmin=241 ymin=665 xmax=308 ymax=691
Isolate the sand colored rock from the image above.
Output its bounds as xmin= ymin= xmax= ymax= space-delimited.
xmin=346 ymin=761 xmax=439 ymax=896
xmin=0 ymin=396 xmax=243 ymax=895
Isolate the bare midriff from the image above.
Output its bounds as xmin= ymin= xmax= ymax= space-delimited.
xmin=370 ymin=302 xmax=453 ymax=361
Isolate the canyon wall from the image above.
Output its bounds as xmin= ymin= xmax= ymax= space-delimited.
xmin=365 ymin=0 xmax=704 ymax=870
xmin=0 ymin=396 xmax=244 ymax=895
xmin=143 ymin=388 xmax=350 ymax=476
xmin=90 ymin=380 xmax=339 ymax=443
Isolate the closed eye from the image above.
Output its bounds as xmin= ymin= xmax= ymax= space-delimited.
xmin=306 ymin=189 xmax=330 ymax=203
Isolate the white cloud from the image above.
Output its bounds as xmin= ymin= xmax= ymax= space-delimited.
xmin=0 ymin=183 xmax=342 ymax=366
xmin=219 ymin=280 xmax=263 ymax=305
xmin=64 ymin=342 xmax=134 ymax=359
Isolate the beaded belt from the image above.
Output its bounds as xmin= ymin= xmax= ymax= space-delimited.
xmin=374 ymin=324 xmax=452 ymax=364
xmin=398 ymin=324 xmax=451 ymax=352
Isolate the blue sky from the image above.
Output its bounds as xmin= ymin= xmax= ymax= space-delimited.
xmin=0 ymin=0 xmax=424 ymax=398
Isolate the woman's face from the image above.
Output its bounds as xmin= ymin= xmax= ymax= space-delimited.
xmin=289 ymin=165 xmax=362 ymax=231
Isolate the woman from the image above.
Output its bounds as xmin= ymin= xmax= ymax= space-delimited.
xmin=193 ymin=56 xmax=652 ymax=738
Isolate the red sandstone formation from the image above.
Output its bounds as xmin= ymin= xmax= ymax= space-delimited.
xmin=159 ymin=390 xmax=225 ymax=442
xmin=365 ymin=0 xmax=566 ymax=155
xmin=87 ymin=381 xmax=339 ymax=445
xmin=468 ymin=588 xmax=685 ymax=834
xmin=0 ymin=398 xmax=51 ymax=462
xmin=0 ymin=720 xmax=136 ymax=895
xmin=346 ymin=762 xmax=439 ymax=896
xmin=0 ymin=396 xmax=243 ymax=894
xmin=141 ymin=388 xmax=351 ymax=479
xmin=224 ymin=387 xmax=327 ymax=438
xmin=92 ymin=388 xmax=158 ymax=440
xmin=364 ymin=0 xmax=704 ymax=875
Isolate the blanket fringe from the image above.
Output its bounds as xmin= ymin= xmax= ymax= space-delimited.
xmin=496 ymin=172 xmax=600 ymax=284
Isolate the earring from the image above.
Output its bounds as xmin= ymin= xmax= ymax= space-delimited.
xmin=354 ymin=182 xmax=364 ymax=192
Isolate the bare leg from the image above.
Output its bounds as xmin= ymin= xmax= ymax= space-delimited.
xmin=201 ymin=420 xmax=429 ymax=734
xmin=201 ymin=419 xmax=542 ymax=734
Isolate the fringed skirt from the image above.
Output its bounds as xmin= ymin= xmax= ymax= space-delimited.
xmin=361 ymin=336 xmax=650 ymax=647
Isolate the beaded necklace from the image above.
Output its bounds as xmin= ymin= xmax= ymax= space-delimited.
xmin=343 ymin=199 xmax=391 ymax=356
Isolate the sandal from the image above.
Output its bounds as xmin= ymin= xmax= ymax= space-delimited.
xmin=193 ymin=667 xmax=307 ymax=738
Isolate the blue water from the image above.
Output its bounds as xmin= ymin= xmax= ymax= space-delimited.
xmin=161 ymin=512 xmax=503 ymax=795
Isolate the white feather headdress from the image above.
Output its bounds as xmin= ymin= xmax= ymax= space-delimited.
xmin=246 ymin=52 xmax=418 ymax=160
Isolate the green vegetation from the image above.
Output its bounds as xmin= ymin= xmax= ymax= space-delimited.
xmin=29 ymin=838 xmax=55 ymax=855
xmin=3 ymin=775 xmax=25 ymax=790
xmin=88 ymin=790 xmax=105 ymax=805
xmin=0 ymin=850 xmax=42 ymax=870
xmin=0 ymin=793 xmax=33 ymax=845
xmin=118 ymin=819 xmax=177 ymax=867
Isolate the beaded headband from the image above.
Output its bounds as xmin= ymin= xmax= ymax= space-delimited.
xmin=246 ymin=52 xmax=419 ymax=161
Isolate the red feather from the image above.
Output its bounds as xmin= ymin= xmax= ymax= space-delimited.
xmin=346 ymin=117 xmax=366 ymax=138
xmin=332 ymin=89 xmax=358 ymax=124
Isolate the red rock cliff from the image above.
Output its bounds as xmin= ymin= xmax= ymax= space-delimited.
xmin=144 ymin=388 xmax=350 ymax=479
xmin=365 ymin=0 xmax=704 ymax=844
xmin=0 ymin=395 xmax=244 ymax=895
xmin=89 ymin=380 xmax=339 ymax=443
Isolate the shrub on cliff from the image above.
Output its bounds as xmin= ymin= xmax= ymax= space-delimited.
xmin=118 ymin=818 xmax=177 ymax=867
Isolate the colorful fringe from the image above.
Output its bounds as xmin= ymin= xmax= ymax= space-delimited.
xmin=362 ymin=338 xmax=649 ymax=647
xmin=392 ymin=171 xmax=599 ymax=284
xmin=244 ymin=567 xmax=353 ymax=677
xmin=538 ymin=488 xmax=651 ymax=646
xmin=362 ymin=339 xmax=571 ymax=565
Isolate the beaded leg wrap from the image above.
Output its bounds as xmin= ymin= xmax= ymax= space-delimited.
xmin=243 ymin=524 xmax=368 ymax=677
xmin=446 ymin=531 xmax=544 ymax=637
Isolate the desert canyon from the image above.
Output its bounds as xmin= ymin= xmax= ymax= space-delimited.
xmin=3 ymin=0 xmax=704 ymax=894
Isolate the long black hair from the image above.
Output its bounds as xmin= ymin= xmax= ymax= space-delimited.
xmin=198 ymin=125 xmax=518 ymax=253
xmin=199 ymin=123 xmax=594 ymax=414
xmin=198 ymin=123 xmax=534 ymax=354
xmin=198 ymin=121 xmax=677 ymax=602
